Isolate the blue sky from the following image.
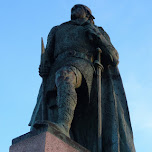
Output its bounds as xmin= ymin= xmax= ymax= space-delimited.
xmin=1 ymin=0 xmax=152 ymax=151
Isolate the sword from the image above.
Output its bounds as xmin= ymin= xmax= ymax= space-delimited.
xmin=94 ymin=47 xmax=104 ymax=152
xmin=40 ymin=37 xmax=48 ymax=122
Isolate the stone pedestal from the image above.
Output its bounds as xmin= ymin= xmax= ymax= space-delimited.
xmin=10 ymin=123 xmax=90 ymax=152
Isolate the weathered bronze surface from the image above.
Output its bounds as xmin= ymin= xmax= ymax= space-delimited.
xmin=29 ymin=4 xmax=135 ymax=152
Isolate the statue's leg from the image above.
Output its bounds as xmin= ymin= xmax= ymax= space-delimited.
xmin=55 ymin=66 xmax=82 ymax=137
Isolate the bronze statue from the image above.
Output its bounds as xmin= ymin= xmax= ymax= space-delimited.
xmin=29 ymin=4 xmax=135 ymax=152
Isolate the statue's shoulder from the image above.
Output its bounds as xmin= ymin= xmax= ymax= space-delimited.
xmin=60 ymin=21 xmax=71 ymax=25
xmin=58 ymin=21 xmax=75 ymax=28
xmin=48 ymin=21 xmax=71 ymax=35
xmin=97 ymin=26 xmax=111 ymax=42
xmin=47 ymin=21 xmax=73 ymax=41
xmin=48 ymin=26 xmax=59 ymax=36
xmin=46 ymin=26 xmax=59 ymax=45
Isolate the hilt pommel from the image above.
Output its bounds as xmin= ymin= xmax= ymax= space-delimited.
xmin=96 ymin=47 xmax=102 ymax=54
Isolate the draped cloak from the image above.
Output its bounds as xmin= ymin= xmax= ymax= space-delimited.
xmin=29 ymin=20 xmax=135 ymax=152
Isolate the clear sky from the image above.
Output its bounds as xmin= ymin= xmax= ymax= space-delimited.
xmin=1 ymin=0 xmax=152 ymax=151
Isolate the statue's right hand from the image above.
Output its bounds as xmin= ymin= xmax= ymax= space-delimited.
xmin=39 ymin=64 xmax=50 ymax=77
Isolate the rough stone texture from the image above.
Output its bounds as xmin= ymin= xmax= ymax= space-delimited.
xmin=45 ymin=132 xmax=79 ymax=152
xmin=27 ymin=4 xmax=135 ymax=152
xmin=10 ymin=132 xmax=46 ymax=152
xmin=10 ymin=122 xmax=90 ymax=152
xmin=10 ymin=132 xmax=82 ymax=152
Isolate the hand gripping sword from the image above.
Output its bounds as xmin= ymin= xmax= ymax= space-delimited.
xmin=94 ymin=48 xmax=104 ymax=152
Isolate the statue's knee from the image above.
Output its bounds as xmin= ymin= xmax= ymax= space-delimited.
xmin=55 ymin=67 xmax=77 ymax=87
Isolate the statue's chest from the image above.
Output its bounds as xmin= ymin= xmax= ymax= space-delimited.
xmin=55 ymin=25 xmax=88 ymax=45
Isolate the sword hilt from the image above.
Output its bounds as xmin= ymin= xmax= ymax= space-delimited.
xmin=97 ymin=47 xmax=102 ymax=63
xmin=94 ymin=47 xmax=104 ymax=72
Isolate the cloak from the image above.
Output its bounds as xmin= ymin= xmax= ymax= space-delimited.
xmin=29 ymin=66 xmax=135 ymax=152
xmin=29 ymin=21 xmax=135 ymax=152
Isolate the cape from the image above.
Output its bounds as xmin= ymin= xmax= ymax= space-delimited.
xmin=29 ymin=66 xmax=135 ymax=152
xmin=29 ymin=20 xmax=135 ymax=152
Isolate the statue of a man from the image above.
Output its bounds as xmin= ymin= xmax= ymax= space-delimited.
xmin=29 ymin=4 xmax=135 ymax=152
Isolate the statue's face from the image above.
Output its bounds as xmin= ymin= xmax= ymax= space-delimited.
xmin=71 ymin=5 xmax=87 ymax=20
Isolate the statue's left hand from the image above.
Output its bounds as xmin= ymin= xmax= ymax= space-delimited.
xmin=85 ymin=26 xmax=101 ymax=41
xmin=85 ymin=26 xmax=110 ymax=47
xmin=85 ymin=25 xmax=119 ymax=66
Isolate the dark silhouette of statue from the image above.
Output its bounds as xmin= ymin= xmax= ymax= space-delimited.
xmin=29 ymin=4 xmax=135 ymax=152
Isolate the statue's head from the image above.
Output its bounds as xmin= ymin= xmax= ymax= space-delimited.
xmin=71 ymin=4 xmax=95 ymax=21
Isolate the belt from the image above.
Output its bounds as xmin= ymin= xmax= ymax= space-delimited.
xmin=55 ymin=50 xmax=94 ymax=63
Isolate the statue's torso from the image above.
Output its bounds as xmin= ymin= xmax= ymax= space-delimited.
xmin=46 ymin=22 xmax=96 ymax=94
xmin=54 ymin=22 xmax=95 ymax=58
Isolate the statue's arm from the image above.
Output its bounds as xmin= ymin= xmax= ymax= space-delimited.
xmin=44 ymin=26 xmax=58 ymax=65
xmin=97 ymin=26 xmax=119 ymax=66
xmin=39 ymin=26 xmax=58 ymax=77
xmin=86 ymin=24 xmax=119 ymax=66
